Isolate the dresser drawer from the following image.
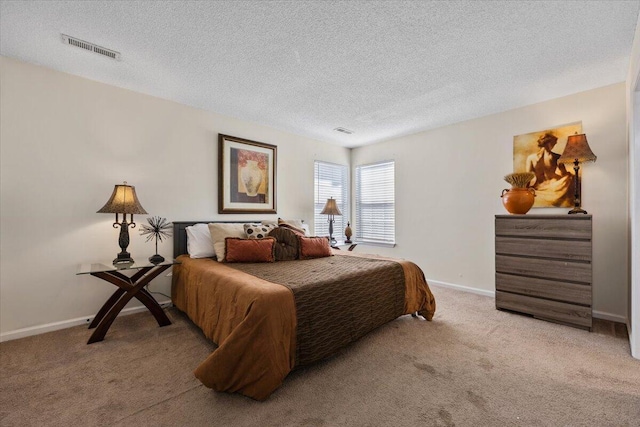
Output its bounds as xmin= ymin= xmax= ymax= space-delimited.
xmin=495 ymin=217 xmax=591 ymax=239
xmin=496 ymin=273 xmax=591 ymax=305
xmin=494 ymin=215 xmax=592 ymax=330
xmin=495 ymin=236 xmax=591 ymax=261
xmin=496 ymin=255 xmax=591 ymax=284
xmin=496 ymin=291 xmax=591 ymax=328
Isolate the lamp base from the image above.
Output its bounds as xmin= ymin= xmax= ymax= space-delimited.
xmin=149 ymin=254 xmax=165 ymax=264
xmin=113 ymin=251 xmax=134 ymax=265
xmin=568 ymin=207 xmax=588 ymax=214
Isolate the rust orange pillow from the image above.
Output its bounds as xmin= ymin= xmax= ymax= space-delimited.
xmin=224 ymin=237 xmax=275 ymax=263
xmin=298 ymin=236 xmax=332 ymax=259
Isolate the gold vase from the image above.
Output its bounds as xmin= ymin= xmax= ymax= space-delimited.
xmin=344 ymin=222 xmax=353 ymax=243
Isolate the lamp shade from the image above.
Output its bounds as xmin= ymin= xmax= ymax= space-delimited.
xmin=558 ymin=134 xmax=597 ymax=164
xmin=320 ymin=197 xmax=342 ymax=216
xmin=97 ymin=182 xmax=148 ymax=214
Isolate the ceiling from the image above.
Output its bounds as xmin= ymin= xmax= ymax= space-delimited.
xmin=1 ymin=1 xmax=639 ymax=147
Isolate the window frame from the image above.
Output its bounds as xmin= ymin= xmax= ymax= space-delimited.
xmin=313 ymin=160 xmax=350 ymax=240
xmin=354 ymin=160 xmax=396 ymax=247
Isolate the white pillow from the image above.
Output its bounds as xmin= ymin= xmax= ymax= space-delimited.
xmin=186 ymin=223 xmax=215 ymax=258
xmin=208 ymin=223 xmax=247 ymax=261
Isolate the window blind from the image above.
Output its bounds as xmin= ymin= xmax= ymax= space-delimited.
xmin=314 ymin=161 xmax=349 ymax=238
xmin=355 ymin=160 xmax=395 ymax=245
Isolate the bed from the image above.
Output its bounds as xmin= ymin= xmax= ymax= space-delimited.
xmin=171 ymin=221 xmax=436 ymax=400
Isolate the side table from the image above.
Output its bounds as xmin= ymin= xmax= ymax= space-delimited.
xmin=77 ymin=260 xmax=176 ymax=344
xmin=331 ymin=241 xmax=357 ymax=251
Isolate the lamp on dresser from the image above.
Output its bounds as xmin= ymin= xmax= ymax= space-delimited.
xmin=97 ymin=181 xmax=148 ymax=264
xmin=558 ymin=133 xmax=597 ymax=214
xmin=321 ymin=197 xmax=342 ymax=244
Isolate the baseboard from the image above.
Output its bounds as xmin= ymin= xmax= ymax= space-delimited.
xmin=591 ymin=310 xmax=627 ymax=323
xmin=0 ymin=300 xmax=172 ymax=343
xmin=427 ymin=279 xmax=495 ymax=297
xmin=428 ymin=279 xmax=628 ymax=324
xmin=1 ymin=283 xmax=629 ymax=342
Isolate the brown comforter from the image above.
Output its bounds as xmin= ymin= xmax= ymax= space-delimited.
xmin=171 ymin=251 xmax=435 ymax=400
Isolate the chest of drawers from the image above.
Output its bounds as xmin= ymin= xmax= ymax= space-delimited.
xmin=495 ymin=215 xmax=592 ymax=330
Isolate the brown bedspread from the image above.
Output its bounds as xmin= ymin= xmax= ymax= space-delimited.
xmin=171 ymin=251 xmax=435 ymax=400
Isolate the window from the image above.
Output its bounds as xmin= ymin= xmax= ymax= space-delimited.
xmin=314 ymin=161 xmax=349 ymax=238
xmin=355 ymin=161 xmax=395 ymax=245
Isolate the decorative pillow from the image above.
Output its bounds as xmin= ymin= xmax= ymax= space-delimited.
xmin=208 ymin=223 xmax=247 ymax=262
xmin=298 ymin=236 xmax=332 ymax=259
xmin=278 ymin=218 xmax=305 ymax=228
xmin=278 ymin=222 xmax=306 ymax=236
xmin=186 ymin=223 xmax=215 ymax=258
xmin=268 ymin=227 xmax=300 ymax=261
xmin=244 ymin=223 xmax=277 ymax=239
xmin=224 ymin=237 xmax=275 ymax=263
xmin=277 ymin=218 xmax=310 ymax=235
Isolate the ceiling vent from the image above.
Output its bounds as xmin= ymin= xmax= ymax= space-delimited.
xmin=61 ymin=34 xmax=121 ymax=60
xmin=334 ymin=127 xmax=354 ymax=134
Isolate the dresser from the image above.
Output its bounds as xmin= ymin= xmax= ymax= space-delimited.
xmin=495 ymin=215 xmax=592 ymax=330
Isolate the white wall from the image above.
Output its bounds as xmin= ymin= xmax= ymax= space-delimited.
xmin=0 ymin=55 xmax=631 ymax=339
xmin=0 ymin=57 xmax=350 ymax=338
xmin=626 ymin=13 xmax=640 ymax=359
xmin=352 ymin=83 xmax=629 ymax=320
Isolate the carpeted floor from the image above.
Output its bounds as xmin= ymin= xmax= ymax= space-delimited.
xmin=1 ymin=285 xmax=638 ymax=427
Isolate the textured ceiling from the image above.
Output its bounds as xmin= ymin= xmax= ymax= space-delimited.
xmin=1 ymin=1 xmax=639 ymax=147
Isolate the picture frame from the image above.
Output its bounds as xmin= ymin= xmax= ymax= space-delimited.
xmin=218 ymin=134 xmax=277 ymax=214
xmin=513 ymin=122 xmax=582 ymax=208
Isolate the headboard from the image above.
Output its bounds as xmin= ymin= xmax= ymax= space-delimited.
xmin=172 ymin=220 xmax=264 ymax=258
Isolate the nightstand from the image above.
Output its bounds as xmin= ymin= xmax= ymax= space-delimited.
xmin=331 ymin=241 xmax=357 ymax=251
xmin=77 ymin=260 xmax=177 ymax=344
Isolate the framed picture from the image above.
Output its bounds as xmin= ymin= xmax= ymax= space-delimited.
xmin=513 ymin=122 xmax=582 ymax=208
xmin=218 ymin=134 xmax=277 ymax=214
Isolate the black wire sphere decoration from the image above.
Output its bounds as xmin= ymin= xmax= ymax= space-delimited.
xmin=139 ymin=216 xmax=172 ymax=264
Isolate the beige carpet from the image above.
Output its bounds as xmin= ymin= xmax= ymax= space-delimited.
xmin=1 ymin=285 xmax=638 ymax=427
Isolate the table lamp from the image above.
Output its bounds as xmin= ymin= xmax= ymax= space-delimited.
xmin=558 ymin=133 xmax=597 ymax=214
xmin=321 ymin=197 xmax=342 ymax=244
xmin=97 ymin=181 xmax=148 ymax=264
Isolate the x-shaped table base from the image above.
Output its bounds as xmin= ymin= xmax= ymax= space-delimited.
xmin=87 ymin=264 xmax=172 ymax=344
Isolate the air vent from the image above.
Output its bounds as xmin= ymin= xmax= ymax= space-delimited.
xmin=61 ymin=34 xmax=121 ymax=60
xmin=334 ymin=127 xmax=354 ymax=134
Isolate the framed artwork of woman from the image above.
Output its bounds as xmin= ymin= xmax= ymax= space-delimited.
xmin=513 ymin=122 xmax=582 ymax=208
